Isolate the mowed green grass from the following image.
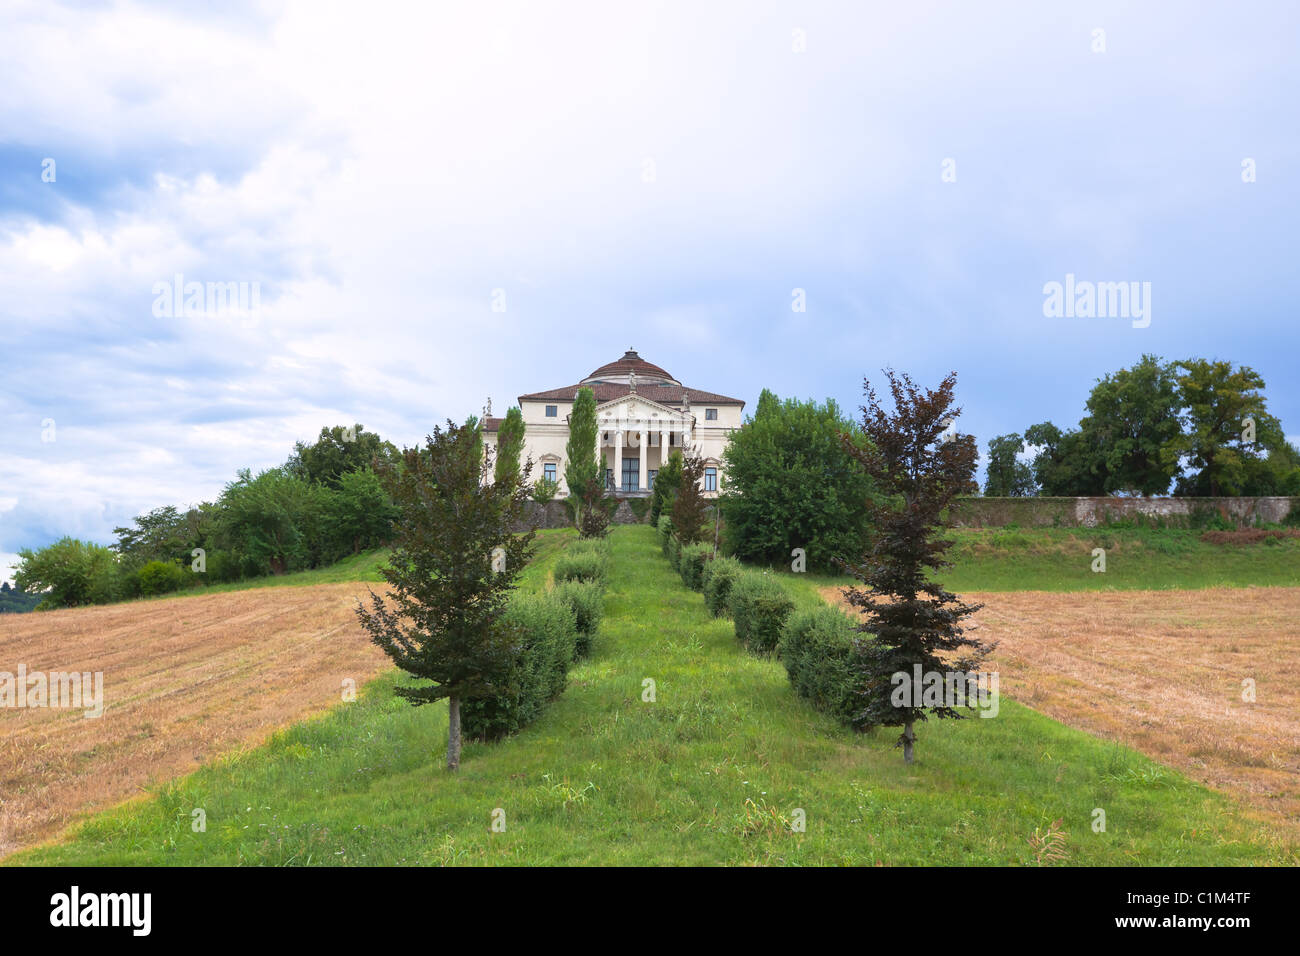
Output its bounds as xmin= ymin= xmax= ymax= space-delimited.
xmin=10 ymin=524 xmax=1292 ymax=866
xmin=752 ymin=526 xmax=1300 ymax=596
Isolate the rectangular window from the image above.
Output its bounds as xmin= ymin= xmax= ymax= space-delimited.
xmin=704 ymin=467 xmax=717 ymax=492
xmin=647 ymin=469 xmax=657 ymax=490
xmin=705 ymin=408 xmax=718 ymax=420
xmin=543 ymin=462 xmax=556 ymax=482
xmin=622 ymin=457 xmax=639 ymax=492
xmin=545 ymin=405 xmax=558 ymax=417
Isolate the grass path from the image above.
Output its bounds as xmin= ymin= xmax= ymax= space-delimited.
xmin=10 ymin=525 xmax=1292 ymax=865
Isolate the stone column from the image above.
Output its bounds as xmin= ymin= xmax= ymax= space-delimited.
xmin=638 ymin=427 xmax=648 ymax=491
xmin=614 ymin=429 xmax=623 ymax=493
xmin=659 ymin=427 xmax=667 ymax=475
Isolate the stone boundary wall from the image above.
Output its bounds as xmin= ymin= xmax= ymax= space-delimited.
xmin=949 ymin=496 xmax=1299 ymax=529
xmin=511 ymin=499 xmax=653 ymax=532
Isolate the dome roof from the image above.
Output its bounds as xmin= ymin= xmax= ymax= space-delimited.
xmin=581 ymin=349 xmax=679 ymax=387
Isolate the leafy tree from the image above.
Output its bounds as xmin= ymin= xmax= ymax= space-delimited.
xmin=216 ymin=468 xmax=327 ymax=574
xmin=564 ymin=387 xmax=599 ymax=527
xmin=983 ymin=433 xmax=1037 ymax=496
xmin=112 ymin=506 xmax=190 ymax=565
xmin=649 ymin=449 xmax=683 ymax=527
xmin=355 ymin=419 xmax=536 ymax=771
xmin=577 ymin=476 xmax=611 ymax=539
xmin=328 ymin=467 xmax=400 ymax=554
xmin=494 ymin=406 xmax=526 ymax=486
xmin=1080 ymin=354 xmax=1183 ymax=495
xmin=1237 ymin=439 xmax=1300 ymax=496
xmin=1173 ymin=359 xmax=1283 ymax=496
xmin=531 ymin=476 xmax=560 ymax=505
xmin=841 ymin=370 xmax=992 ymax=764
xmin=719 ymin=389 xmax=876 ymax=570
xmin=287 ymin=424 xmax=397 ymax=489
xmin=671 ymin=449 xmax=709 ymax=545
xmin=1024 ymin=421 xmax=1108 ymax=496
xmin=14 ymin=538 xmax=121 ymax=609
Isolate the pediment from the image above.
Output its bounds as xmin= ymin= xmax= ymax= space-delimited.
xmin=594 ymin=395 xmax=691 ymax=423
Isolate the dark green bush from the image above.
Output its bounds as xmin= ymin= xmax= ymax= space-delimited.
xmin=657 ymin=515 xmax=673 ymax=552
xmin=780 ymin=606 xmax=865 ymax=729
xmin=729 ymin=571 xmax=795 ymax=655
xmin=552 ymin=579 xmax=603 ymax=658
xmin=553 ymin=549 xmax=608 ymax=587
xmin=666 ymin=535 xmax=682 ymax=571
xmin=204 ymin=550 xmax=243 ymax=583
xmin=701 ymin=556 xmax=743 ymax=617
xmin=678 ymin=543 xmax=711 ymax=590
xmin=137 ymin=559 xmax=189 ymax=596
xmin=462 ymin=592 xmax=578 ymax=741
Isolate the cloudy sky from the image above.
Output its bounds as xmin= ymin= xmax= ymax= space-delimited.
xmin=2 ymin=0 xmax=1297 ymax=581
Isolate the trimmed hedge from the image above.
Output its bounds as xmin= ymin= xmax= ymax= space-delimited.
xmin=701 ymin=556 xmax=743 ymax=617
xmin=657 ymin=515 xmax=673 ymax=553
xmin=553 ymin=549 xmax=608 ymax=587
xmin=779 ymin=606 xmax=865 ymax=729
xmin=552 ymin=578 xmax=603 ymax=658
xmin=728 ymin=571 xmax=795 ymax=656
xmin=678 ymin=543 xmax=711 ymax=591
xmin=462 ymin=592 xmax=578 ymax=741
xmin=666 ymin=535 xmax=682 ymax=571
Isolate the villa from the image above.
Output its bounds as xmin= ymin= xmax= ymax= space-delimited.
xmin=484 ymin=350 xmax=745 ymax=497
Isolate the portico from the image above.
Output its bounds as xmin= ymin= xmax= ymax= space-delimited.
xmin=597 ymin=395 xmax=696 ymax=494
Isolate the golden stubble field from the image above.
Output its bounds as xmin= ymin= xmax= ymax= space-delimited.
xmin=0 ymin=583 xmax=389 ymax=858
xmin=5 ymin=580 xmax=1297 ymax=859
xmin=822 ymin=585 xmax=1300 ymax=836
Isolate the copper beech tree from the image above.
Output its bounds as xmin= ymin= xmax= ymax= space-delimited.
xmin=355 ymin=419 xmax=535 ymax=771
xmin=840 ymin=370 xmax=991 ymax=764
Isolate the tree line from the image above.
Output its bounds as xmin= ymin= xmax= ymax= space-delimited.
xmin=13 ymin=424 xmax=401 ymax=610
xmin=984 ymin=356 xmax=1299 ymax=498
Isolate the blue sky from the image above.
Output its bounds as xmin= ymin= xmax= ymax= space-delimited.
xmin=2 ymin=0 xmax=1298 ymax=581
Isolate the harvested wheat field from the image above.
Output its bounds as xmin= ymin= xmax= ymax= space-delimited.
xmin=0 ymin=583 xmax=390 ymax=858
xmin=821 ymin=585 xmax=1300 ymax=835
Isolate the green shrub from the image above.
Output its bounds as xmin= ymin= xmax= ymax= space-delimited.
xmin=552 ymin=579 xmax=603 ymax=658
xmin=780 ymin=607 xmax=865 ymax=729
xmin=701 ymin=556 xmax=743 ymax=617
xmin=553 ymin=549 xmax=608 ymax=587
xmin=462 ymin=592 xmax=578 ymax=741
xmin=729 ymin=571 xmax=795 ymax=655
xmin=204 ymin=550 xmax=243 ymax=583
xmin=666 ymin=535 xmax=682 ymax=571
xmin=678 ymin=543 xmax=711 ymax=590
xmin=137 ymin=559 xmax=189 ymax=596
xmin=657 ymin=515 xmax=673 ymax=552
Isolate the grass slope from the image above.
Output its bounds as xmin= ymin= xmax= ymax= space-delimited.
xmin=10 ymin=525 xmax=1291 ymax=866
xmin=760 ymin=526 xmax=1300 ymax=596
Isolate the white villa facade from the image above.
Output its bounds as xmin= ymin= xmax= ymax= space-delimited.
xmin=484 ymin=350 xmax=745 ymax=498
